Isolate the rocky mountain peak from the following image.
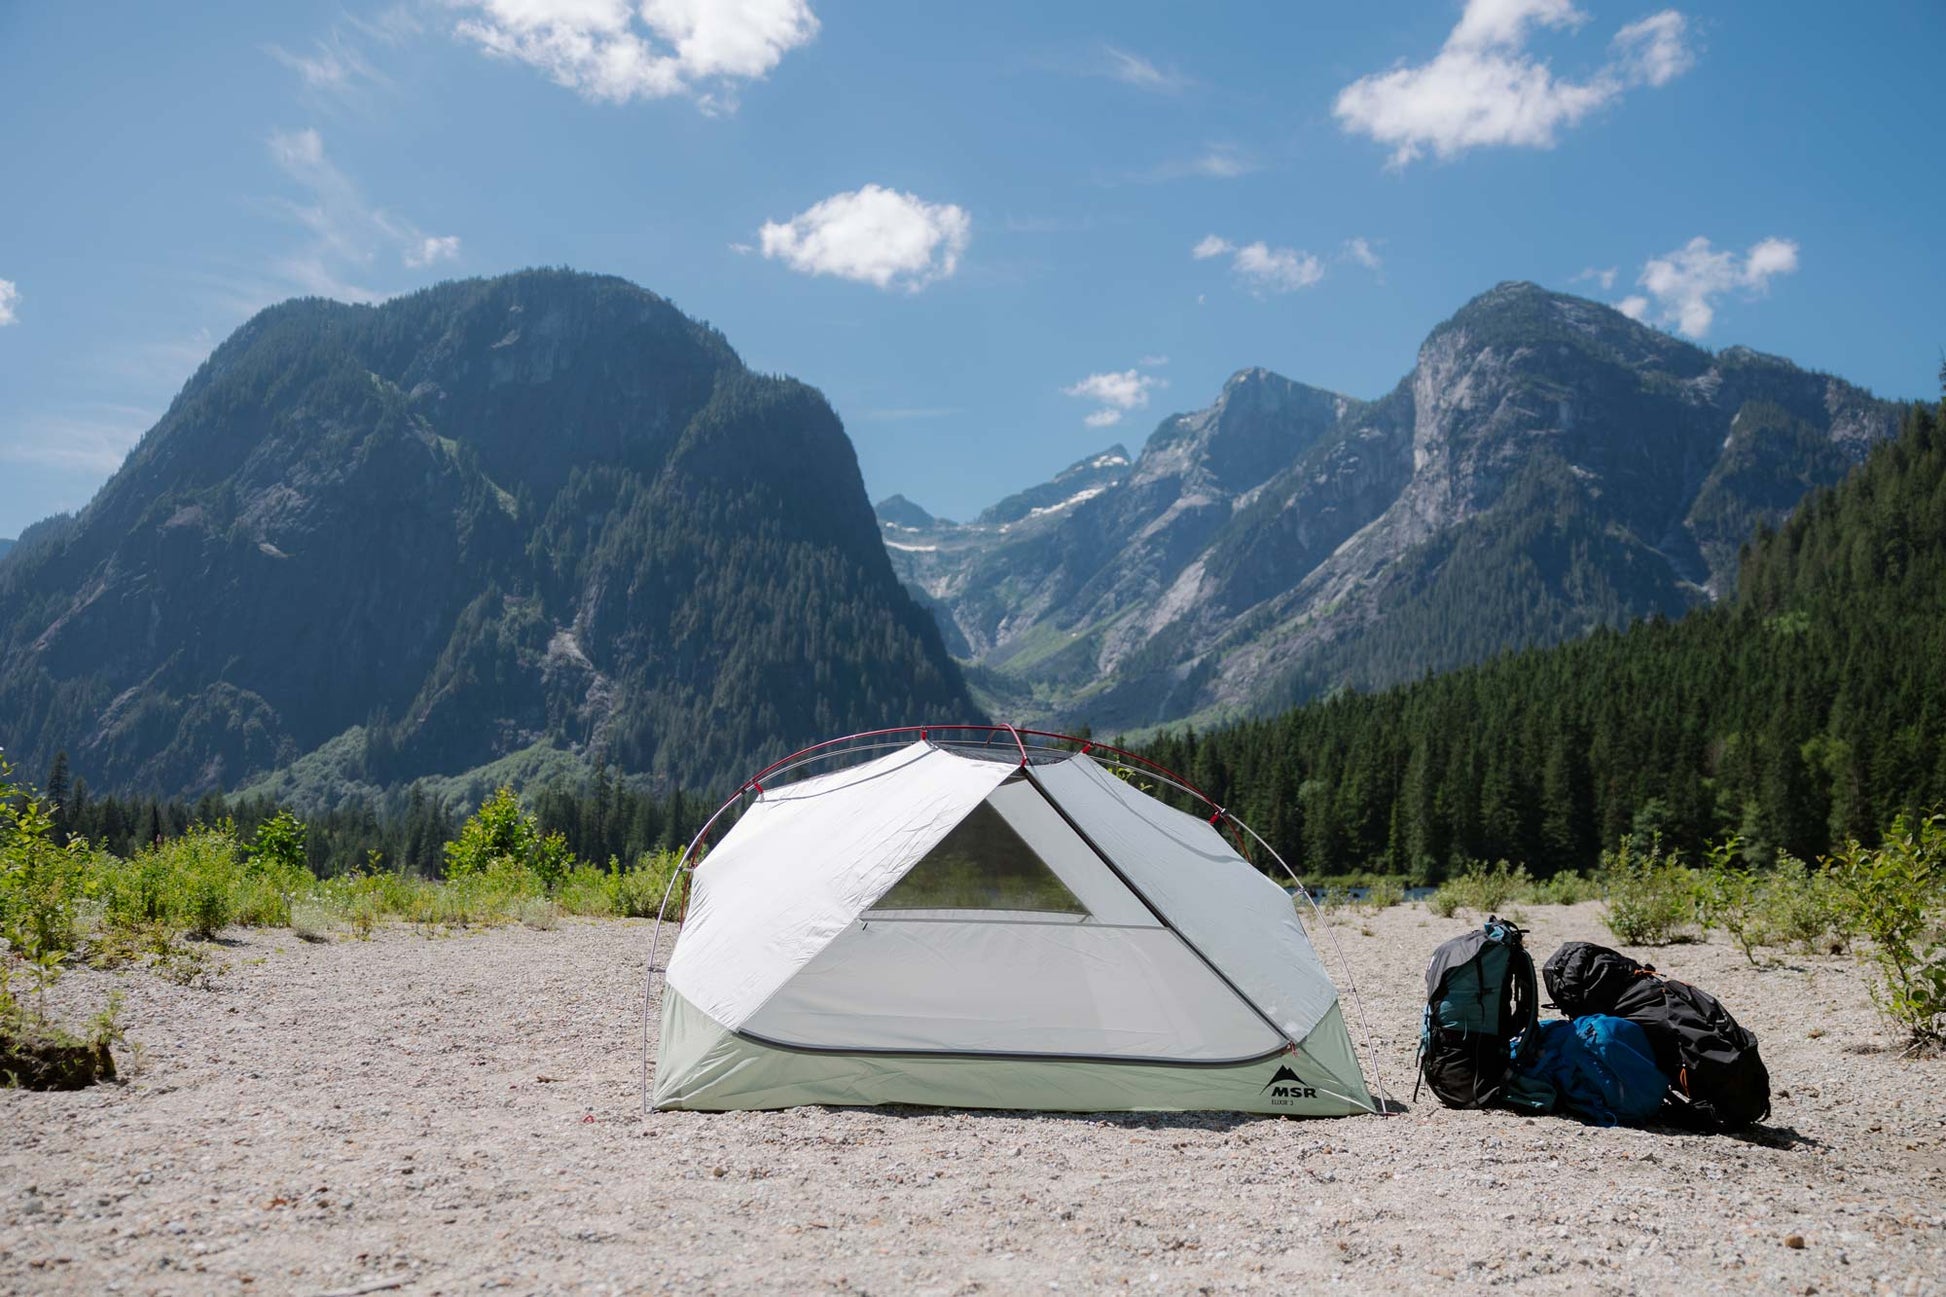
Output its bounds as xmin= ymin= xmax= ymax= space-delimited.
xmin=875 ymin=494 xmax=938 ymax=530
xmin=885 ymin=281 xmax=1900 ymax=733
xmin=0 ymin=270 xmax=973 ymax=799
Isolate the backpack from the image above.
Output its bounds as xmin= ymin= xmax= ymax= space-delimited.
xmin=1520 ymin=1016 xmax=1668 ymax=1127
xmin=1541 ymin=941 xmax=1771 ymax=1131
xmin=1416 ymin=916 xmax=1543 ymax=1110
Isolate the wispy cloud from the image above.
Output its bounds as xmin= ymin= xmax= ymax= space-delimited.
xmin=0 ymin=279 xmax=18 ymax=327
xmin=0 ymin=404 xmax=156 ymax=472
xmin=1574 ymin=265 xmax=1619 ymax=290
xmin=267 ymin=26 xmax=389 ymax=104
xmin=1132 ymin=144 xmax=1261 ymax=183
xmin=1101 ymin=45 xmax=1190 ymax=93
xmin=1194 ymin=235 xmax=1325 ymax=295
xmin=1063 ymin=368 xmax=1164 ymax=428
xmin=449 ymin=0 xmax=819 ymax=113
xmin=266 ymin=127 xmax=461 ymax=301
xmin=1334 ymin=1 xmax=1696 ymax=167
xmin=759 ymin=185 xmax=970 ymax=292
xmin=1343 ymin=237 xmax=1383 ymax=271
xmin=1619 ymin=235 xmax=1798 ymax=337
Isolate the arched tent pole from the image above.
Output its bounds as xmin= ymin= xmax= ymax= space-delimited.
xmin=1220 ymin=812 xmax=1395 ymax=1116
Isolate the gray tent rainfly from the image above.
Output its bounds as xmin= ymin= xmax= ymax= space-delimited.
xmin=646 ymin=727 xmax=1378 ymax=1116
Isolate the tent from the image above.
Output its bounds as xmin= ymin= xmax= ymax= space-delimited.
xmin=649 ymin=732 xmax=1376 ymax=1116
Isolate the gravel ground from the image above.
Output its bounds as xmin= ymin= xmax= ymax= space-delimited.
xmin=2 ymin=901 xmax=1942 ymax=1296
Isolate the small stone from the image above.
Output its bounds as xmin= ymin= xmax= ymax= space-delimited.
xmin=1784 ymin=1234 xmax=1805 ymax=1249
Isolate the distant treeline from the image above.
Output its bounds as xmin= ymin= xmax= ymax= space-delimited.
xmin=35 ymin=757 xmax=709 ymax=877
xmin=1136 ymin=394 xmax=1946 ymax=883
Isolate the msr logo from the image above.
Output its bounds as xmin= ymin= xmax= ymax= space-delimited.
xmin=1260 ymin=1063 xmax=1318 ymax=1103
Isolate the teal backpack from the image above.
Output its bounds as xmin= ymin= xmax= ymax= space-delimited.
xmin=1415 ymin=916 xmax=1546 ymax=1110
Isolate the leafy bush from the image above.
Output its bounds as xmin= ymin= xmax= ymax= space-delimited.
xmin=1430 ymin=859 xmax=1534 ymax=917
xmin=1363 ymin=878 xmax=1406 ymax=910
xmin=1530 ymin=872 xmax=1598 ymax=906
xmin=1599 ymin=833 xmax=1698 ymax=946
xmin=1695 ymin=836 xmax=1770 ymax=964
xmin=0 ymin=770 xmax=86 ymax=962
xmin=1761 ymin=852 xmax=1852 ymax=954
xmin=1830 ymin=814 xmax=1946 ymax=1051
xmin=0 ymin=759 xmax=121 ymax=1087
xmin=443 ymin=787 xmax=574 ymax=887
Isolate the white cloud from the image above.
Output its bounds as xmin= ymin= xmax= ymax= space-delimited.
xmin=758 ymin=185 xmax=970 ymax=292
xmin=1333 ymin=1 xmax=1695 ymax=166
xmin=1574 ymin=265 xmax=1618 ymax=290
xmin=1613 ymin=10 xmax=1693 ymax=86
xmin=267 ymin=128 xmax=461 ymax=301
xmin=1063 ymin=368 xmax=1163 ymax=428
xmin=1138 ymin=354 xmax=1169 ymax=368
xmin=0 ymin=279 xmax=18 ymax=327
xmin=405 ymin=235 xmax=464 ymax=268
xmin=1626 ymin=235 xmax=1798 ymax=338
xmin=1101 ymin=45 xmax=1188 ymax=93
xmin=450 ymin=0 xmax=818 ymax=111
xmin=1193 ymin=235 xmax=1324 ymax=295
xmin=1344 ymin=237 xmax=1382 ymax=270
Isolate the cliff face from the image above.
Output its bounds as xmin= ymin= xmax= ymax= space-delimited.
xmin=886 ymin=283 xmax=1900 ymax=731
xmin=0 ymin=270 xmax=974 ymax=798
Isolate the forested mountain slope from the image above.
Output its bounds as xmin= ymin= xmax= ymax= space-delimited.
xmin=889 ymin=283 xmax=1899 ymax=732
xmin=1139 ymin=393 xmax=1946 ymax=882
xmin=0 ymin=271 xmax=973 ymax=800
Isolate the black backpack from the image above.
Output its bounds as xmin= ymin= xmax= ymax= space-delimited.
xmin=1541 ymin=941 xmax=1771 ymax=1130
xmin=1416 ymin=916 xmax=1544 ymax=1110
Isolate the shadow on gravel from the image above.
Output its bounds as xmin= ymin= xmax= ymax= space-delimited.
xmin=1636 ymin=1119 xmax=1822 ymax=1150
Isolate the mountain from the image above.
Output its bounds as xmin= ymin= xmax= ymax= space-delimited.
xmin=0 ymin=270 xmax=974 ymax=801
xmin=0 ymin=538 xmax=12 ymax=561
xmin=1146 ymin=393 xmax=1946 ymax=881
xmin=887 ymin=283 xmax=1900 ymax=733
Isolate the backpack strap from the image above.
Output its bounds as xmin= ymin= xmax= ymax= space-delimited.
xmin=1509 ymin=940 xmax=1542 ymax=1068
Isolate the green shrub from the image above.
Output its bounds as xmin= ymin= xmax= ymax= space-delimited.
xmin=1363 ymin=878 xmax=1406 ymax=910
xmin=1530 ymin=872 xmax=1598 ymax=906
xmin=1760 ymin=852 xmax=1851 ymax=954
xmin=1830 ymin=814 xmax=1945 ymax=1051
xmin=1695 ymin=836 xmax=1770 ymax=964
xmin=443 ymin=787 xmax=575 ymax=888
xmin=0 ymin=769 xmax=87 ymax=962
xmin=1599 ymin=833 xmax=1698 ymax=946
xmin=1430 ymin=859 xmax=1533 ymax=917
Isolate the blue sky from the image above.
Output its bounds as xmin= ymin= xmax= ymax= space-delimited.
xmin=1 ymin=1 xmax=1941 ymax=537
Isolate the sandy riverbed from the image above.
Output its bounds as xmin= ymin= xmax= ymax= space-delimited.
xmin=2 ymin=901 xmax=1941 ymax=1295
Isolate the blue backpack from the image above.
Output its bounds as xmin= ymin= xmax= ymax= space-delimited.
xmin=1517 ymin=1016 xmax=1668 ymax=1126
